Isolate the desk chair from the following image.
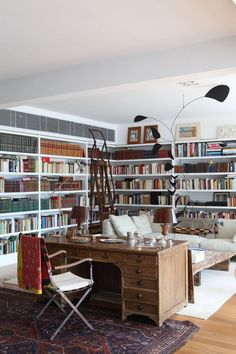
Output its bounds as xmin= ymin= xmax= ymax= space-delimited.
xmin=18 ymin=235 xmax=94 ymax=340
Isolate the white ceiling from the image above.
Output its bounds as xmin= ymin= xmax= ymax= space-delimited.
xmin=1 ymin=0 xmax=236 ymax=124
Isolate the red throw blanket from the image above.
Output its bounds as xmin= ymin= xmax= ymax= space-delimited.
xmin=17 ymin=235 xmax=50 ymax=294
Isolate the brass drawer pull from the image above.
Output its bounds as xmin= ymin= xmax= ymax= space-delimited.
xmin=138 ymin=305 xmax=143 ymax=311
xmin=137 ymin=293 xmax=143 ymax=299
xmin=137 ymin=280 xmax=143 ymax=286
xmin=136 ymin=269 xmax=142 ymax=274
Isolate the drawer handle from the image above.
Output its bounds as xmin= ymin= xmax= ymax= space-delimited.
xmin=137 ymin=293 xmax=143 ymax=299
xmin=102 ymin=253 xmax=109 ymax=259
xmin=138 ymin=305 xmax=143 ymax=311
xmin=136 ymin=257 xmax=142 ymax=263
xmin=137 ymin=280 xmax=143 ymax=286
xmin=136 ymin=269 xmax=142 ymax=274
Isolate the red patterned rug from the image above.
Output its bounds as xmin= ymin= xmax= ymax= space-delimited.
xmin=0 ymin=288 xmax=198 ymax=354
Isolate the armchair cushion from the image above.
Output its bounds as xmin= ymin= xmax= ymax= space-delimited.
xmin=109 ymin=214 xmax=137 ymax=237
xmin=132 ymin=214 xmax=152 ymax=234
xmin=217 ymin=219 xmax=236 ymax=239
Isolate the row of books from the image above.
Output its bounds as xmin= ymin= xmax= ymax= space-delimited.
xmin=0 ymin=220 xmax=12 ymax=234
xmin=176 ymin=141 xmax=236 ymax=158
xmin=41 ymin=211 xmax=71 ymax=229
xmin=15 ymin=217 xmax=38 ymax=232
xmin=41 ymin=159 xmax=81 ymax=174
xmin=0 ymin=237 xmax=18 ymax=255
xmin=88 ymin=148 xmax=113 ymax=160
xmin=0 ymin=178 xmax=39 ymax=193
xmin=115 ymin=193 xmax=172 ymax=205
xmin=227 ymin=197 xmax=236 ymax=207
xmin=0 ymin=157 xmax=37 ymax=173
xmin=111 ymin=163 xmax=170 ymax=175
xmin=50 ymin=195 xmax=77 ymax=209
xmin=0 ymin=198 xmax=39 ymax=213
xmin=115 ymin=178 xmax=170 ymax=190
xmin=41 ymin=178 xmax=83 ymax=191
xmin=177 ymin=177 xmax=236 ymax=190
xmin=115 ymin=209 xmax=153 ymax=216
xmin=113 ymin=148 xmax=170 ymax=160
xmin=175 ymin=161 xmax=236 ymax=173
xmin=41 ymin=140 xmax=84 ymax=157
xmin=0 ymin=133 xmax=38 ymax=154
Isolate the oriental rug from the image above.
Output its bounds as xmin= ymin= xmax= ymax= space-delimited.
xmin=0 ymin=288 xmax=198 ymax=354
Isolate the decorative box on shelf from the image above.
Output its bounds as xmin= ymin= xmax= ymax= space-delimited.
xmin=190 ymin=248 xmax=205 ymax=263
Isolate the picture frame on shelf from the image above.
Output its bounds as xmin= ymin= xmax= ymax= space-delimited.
xmin=175 ymin=122 xmax=200 ymax=141
xmin=143 ymin=125 xmax=158 ymax=143
xmin=127 ymin=126 xmax=141 ymax=144
xmin=216 ymin=125 xmax=236 ymax=139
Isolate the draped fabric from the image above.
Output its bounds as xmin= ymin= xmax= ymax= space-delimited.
xmin=17 ymin=235 xmax=50 ymax=294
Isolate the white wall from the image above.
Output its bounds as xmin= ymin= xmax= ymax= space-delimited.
xmin=116 ymin=113 xmax=236 ymax=144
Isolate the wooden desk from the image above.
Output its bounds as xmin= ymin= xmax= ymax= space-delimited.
xmin=47 ymin=237 xmax=188 ymax=326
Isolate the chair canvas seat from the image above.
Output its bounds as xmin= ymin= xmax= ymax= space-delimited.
xmin=52 ymin=272 xmax=93 ymax=292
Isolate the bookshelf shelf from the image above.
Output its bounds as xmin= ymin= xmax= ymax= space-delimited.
xmin=40 ymin=189 xmax=87 ymax=195
xmin=115 ymin=189 xmax=168 ymax=192
xmin=0 ymin=172 xmax=38 ymax=176
xmin=111 ymin=157 xmax=172 ymax=164
xmin=112 ymin=173 xmax=171 ymax=178
xmin=115 ymin=203 xmax=171 ymax=208
xmin=0 ymin=210 xmax=39 ymax=217
xmin=41 ymin=154 xmax=86 ymax=161
xmin=177 ymin=189 xmax=236 ymax=193
xmin=41 ymin=207 xmax=73 ymax=214
xmin=40 ymin=173 xmax=88 ymax=177
xmin=0 ymin=151 xmax=38 ymax=157
xmin=0 ymin=192 xmax=39 ymax=197
xmin=176 ymin=205 xmax=236 ymax=210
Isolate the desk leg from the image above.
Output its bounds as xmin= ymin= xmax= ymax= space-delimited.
xmin=188 ymin=250 xmax=194 ymax=303
xmin=194 ymin=272 xmax=201 ymax=286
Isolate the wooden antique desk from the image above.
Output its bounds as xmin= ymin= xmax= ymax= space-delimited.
xmin=47 ymin=236 xmax=188 ymax=326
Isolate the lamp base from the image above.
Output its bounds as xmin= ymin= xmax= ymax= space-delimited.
xmin=159 ymin=223 xmax=169 ymax=247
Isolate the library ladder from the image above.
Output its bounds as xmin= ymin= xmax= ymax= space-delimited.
xmin=89 ymin=129 xmax=115 ymax=224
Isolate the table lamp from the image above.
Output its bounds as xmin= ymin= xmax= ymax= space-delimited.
xmin=153 ymin=208 xmax=177 ymax=246
xmin=71 ymin=206 xmax=89 ymax=235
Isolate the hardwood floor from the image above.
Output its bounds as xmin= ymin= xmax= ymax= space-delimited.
xmin=172 ymin=293 xmax=236 ymax=354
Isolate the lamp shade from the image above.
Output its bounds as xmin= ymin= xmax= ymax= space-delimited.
xmin=71 ymin=206 xmax=88 ymax=221
xmin=153 ymin=208 xmax=177 ymax=224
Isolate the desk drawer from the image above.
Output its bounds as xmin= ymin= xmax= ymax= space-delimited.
xmin=90 ymin=250 xmax=122 ymax=263
xmin=123 ymin=264 xmax=157 ymax=278
xmin=124 ymin=276 xmax=157 ymax=290
xmin=68 ymin=248 xmax=90 ymax=259
xmin=124 ymin=253 xmax=156 ymax=265
xmin=124 ymin=300 xmax=157 ymax=315
xmin=124 ymin=288 xmax=157 ymax=305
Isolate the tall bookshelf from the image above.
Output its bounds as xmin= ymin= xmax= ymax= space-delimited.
xmin=0 ymin=130 xmax=88 ymax=256
xmin=175 ymin=138 xmax=236 ymax=219
xmin=110 ymin=142 xmax=174 ymax=216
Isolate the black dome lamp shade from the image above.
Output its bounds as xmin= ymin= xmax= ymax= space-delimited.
xmin=134 ymin=115 xmax=148 ymax=122
xmin=205 ymin=85 xmax=230 ymax=102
